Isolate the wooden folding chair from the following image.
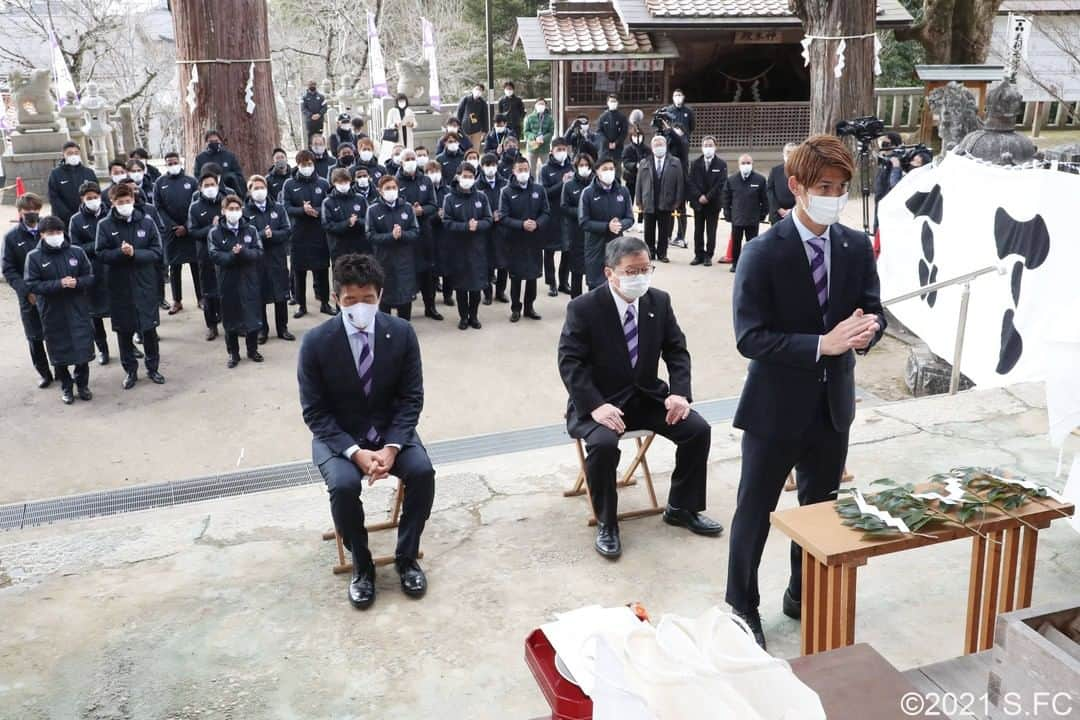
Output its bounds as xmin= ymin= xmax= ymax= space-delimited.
xmin=320 ymin=476 xmax=423 ymax=575
xmin=564 ymin=430 xmax=663 ymax=527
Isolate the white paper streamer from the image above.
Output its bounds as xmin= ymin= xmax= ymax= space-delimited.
xmin=913 ymin=477 xmax=967 ymax=506
xmin=852 ymin=489 xmax=911 ymax=533
xmin=873 ymin=34 xmax=883 ymax=76
xmin=800 ymin=37 xmax=812 ymax=67
xmin=987 ymin=473 xmax=1068 ymax=504
xmin=834 ymin=38 xmax=846 ymax=79
xmin=244 ymin=61 xmax=256 ymax=114
xmin=185 ymin=65 xmax=199 ymax=115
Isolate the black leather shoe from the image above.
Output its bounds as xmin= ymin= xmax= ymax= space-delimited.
xmin=287 ymin=297 xmax=298 ymax=306
xmin=293 ymin=308 xmax=307 ymax=319
xmin=690 ymin=257 xmax=704 ymax=266
xmin=349 ymin=564 xmax=376 ymax=609
xmin=443 ymin=295 xmax=455 ymax=307
xmin=458 ymin=319 xmax=469 ymax=330
xmin=396 ymin=559 xmax=427 ymax=598
xmin=319 ymin=302 xmax=337 ymax=316
xmin=595 ymin=523 xmax=622 ymax=559
xmin=98 ymin=350 xmax=110 ymax=366
xmin=510 ymin=311 xmax=521 ymax=323
xmin=658 ymin=256 xmax=670 ymax=263
xmin=247 ymin=351 xmax=264 ymax=363
xmin=557 ymin=284 xmax=572 ymax=295
xmin=277 ymin=330 xmax=296 ymax=341
xmin=547 ymin=284 xmax=558 ymax=297
xmin=524 ymin=308 xmax=541 ymax=320
xmin=482 ymin=295 xmax=493 ymax=306
xmin=147 ymin=371 xmax=165 ymax=385
xmin=729 ymin=265 xmax=737 ymax=274
xmin=663 ymin=506 xmax=724 ymax=536
xmin=468 ymin=318 xmax=482 ymax=330
xmin=703 ymin=259 xmax=712 ymax=267
xmin=226 ymin=354 xmax=240 ymax=369
xmin=425 ymin=308 xmax=445 ymax=321
xmin=495 ymin=293 xmax=509 ymax=304
xmin=205 ymin=326 xmax=218 ymax=341
xmin=37 ymin=374 xmax=53 ymax=389
xmin=61 ymin=388 xmax=74 ymax=405
xmin=122 ymin=373 xmax=137 ymax=390
xmin=257 ymin=332 xmax=268 ymax=345
xmin=782 ymin=588 xmax=802 ymax=621
xmin=77 ymin=387 xmax=93 ymax=402
xmin=133 ymin=346 xmax=144 ymax=359
xmin=733 ymin=607 xmax=767 ymax=650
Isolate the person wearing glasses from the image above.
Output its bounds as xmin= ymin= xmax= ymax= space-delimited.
xmin=557 ymin=236 xmax=723 ymax=560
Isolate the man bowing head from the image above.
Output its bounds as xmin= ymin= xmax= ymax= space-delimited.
xmin=298 ymin=254 xmax=435 ymax=609
xmin=558 ymin=236 xmax=722 ymax=559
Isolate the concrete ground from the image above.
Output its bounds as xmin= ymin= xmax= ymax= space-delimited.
xmin=0 ymin=384 xmax=1077 ymax=719
xmin=0 ymin=202 xmax=910 ymax=503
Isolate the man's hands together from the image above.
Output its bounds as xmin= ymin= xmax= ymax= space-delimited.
xmin=350 ymin=446 xmax=400 ymax=484
xmin=821 ymin=309 xmax=880 ymax=356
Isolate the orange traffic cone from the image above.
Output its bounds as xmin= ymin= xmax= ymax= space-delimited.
xmin=14 ymin=177 xmax=26 ymax=197
xmin=719 ymin=233 xmax=734 ymax=263
xmin=873 ymin=227 xmax=881 ymax=259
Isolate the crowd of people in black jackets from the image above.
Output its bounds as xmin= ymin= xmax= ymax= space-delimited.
xmin=4 ymin=85 xmax=800 ymax=404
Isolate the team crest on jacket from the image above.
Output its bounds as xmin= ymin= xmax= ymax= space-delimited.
xmin=532 ymin=192 xmax=539 ymax=199
xmin=270 ymin=212 xmax=278 ymax=219
xmin=184 ymin=183 xmax=192 ymax=190
xmin=353 ymin=204 xmax=361 ymax=212
xmin=69 ymin=257 xmax=78 ymax=266
xmin=475 ymin=201 xmax=483 ymax=208
xmin=400 ymin=212 xmax=408 ymax=220
xmin=137 ymin=229 xmax=147 ymax=238
xmin=315 ymin=188 xmax=323 ymax=195
xmin=420 ymin=184 xmax=428 ymax=191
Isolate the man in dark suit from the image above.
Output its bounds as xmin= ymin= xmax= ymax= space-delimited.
xmin=686 ymin=135 xmax=727 ymax=266
xmin=722 ymin=154 xmax=769 ymax=273
xmin=766 ymin=143 xmax=798 ymax=225
xmin=726 ymin=135 xmax=885 ymax=649
xmin=558 ymin=236 xmax=723 ymax=559
xmin=634 ymin=135 xmax=684 ymax=263
xmin=298 ymin=254 xmax=436 ymax=610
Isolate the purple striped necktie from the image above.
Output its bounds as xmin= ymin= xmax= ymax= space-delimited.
xmin=624 ymin=306 xmax=638 ymax=368
xmin=807 ymin=236 xmax=829 ymax=321
xmin=356 ymin=331 xmax=380 ymax=444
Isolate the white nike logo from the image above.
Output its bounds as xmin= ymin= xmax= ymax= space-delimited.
xmin=42 ymin=262 xmax=50 ymax=267
xmin=454 ymin=203 xmax=463 ymax=208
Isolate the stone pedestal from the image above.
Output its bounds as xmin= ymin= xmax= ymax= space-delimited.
xmin=904 ymin=343 xmax=975 ymax=397
xmin=1 ymin=129 xmax=69 ymax=204
xmin=410 ymin=106 xmax=449 ymax=151
xmin=9 ymin=129 xmax=67 ymax=155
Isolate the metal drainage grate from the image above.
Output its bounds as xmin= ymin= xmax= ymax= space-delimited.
xmin=1 ymin=392 xmax=857 ymax=531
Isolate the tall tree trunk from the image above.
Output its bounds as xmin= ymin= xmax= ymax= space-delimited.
xmin=792 ymin=0 xmax=876 ymax=135
xmin=172 ymin=0 xmax=280 ymax=177
xmin=895 ymin=0 xmax=1005 ymax=65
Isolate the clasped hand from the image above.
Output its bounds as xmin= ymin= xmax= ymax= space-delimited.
xmin=352 ymin=446 xmax=399 ymax=484
xmin=821 ymin=309 xmax=880 ymax=355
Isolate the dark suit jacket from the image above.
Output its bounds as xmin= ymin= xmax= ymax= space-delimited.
xmin=298 ymin=312 xmax=424 ymax=464
xmin=732 ymin=215 xmax=885 ymax=437
xmin=634 ymin=155 xmax=684 ymax=213
xmin=766 ymin=163 xmax=796 ymax=224
xmin=559 ymin=286 xmax=692 ymax=437
xmin=687 ymin=155 xmax=728 ymax=213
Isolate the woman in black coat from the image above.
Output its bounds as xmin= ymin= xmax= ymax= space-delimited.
xmin=560 ymin=154 xmax=594 ymax=298
xmin=187 ymin=172 xmax=226 ymax=339
xmin=365 ymin=175 xmax=420 ymax=319
xmin=539 ymin=139 xmax=573 ymax=296
xmin=209 ymin=195 xmax=265 ymax=368
xmin=244 ymin=175 xmax=294 ymax=344
xmin=281 ymin=149 xmax=334 ymax=318
xmin=25 ymin=216 xmax=96 ymax=403
xmin=68 ymin=181 xmax=112 ymax=364
xmin=622 ymin=127 xmax=648 ymax=222
xmin=441 ymin=165 xmax=493 ymax=330
xmin=477 ymin=154 xmax=507 ymax=304
xmin=497 ymin=156 xmax=551 ymax=322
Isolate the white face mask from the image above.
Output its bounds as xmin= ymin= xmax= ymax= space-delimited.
xmin=616 ymin=273 xmax=651 ymax=300
xmin=397 ymin=101 xmax=407 ymax=109
xmin=298 ymin=165 xmax=315 ymax=177
xmin=341 ymin=300 xmax=378 ymax=330
xmin=472 ymin=89 xmax=482 ymax=99
xmin=598 ymin=169 xmax=615 ymax=185
xmin=340 ymin=123 xmax=351 ymax=131
xmin=458 ymin=177 xmax=475 ymax=190
xmin=224 ymin=210 xmax=242 ymax=224
xmin=466 ymin=159 xmax=479 ymax=170
xmin=673 ymin=94 xmax=684 ymax=106
xmin=392 ymin=153 xmax=402 ymax=164
xmin=802 ymin=191 xmax=849 ymax=227
xmin=427 ymin=173 xmax=441 ymax=185
xmin=359 ymin=150 xmax=373 ymax=162
xmin=334 ymin=182 xmax=352 ymax=194
xmin=446 ymin=142 xmax=459 ymax=154
xmin=65 ymin=154 xmax=81 ymax=166
xmin=535 ymin=104 xmax=546 ymax=113
xmin=202 ymin=185 xmax=220 ymax=199
xmin=702 ymin=146 xmax=716 ymax=158
xmin=504 ymin=88 xmax=513 ymax=97
xmin=553 ymin=150 xmax=567 ymax=163
xmin=129 ymin=171 xmax=144 ymax=184
xmin=740 ymin=163 xmax=753 ymax=176
xmin=111 ymin=174 xmax=127 ymax=184
xmin=84 ymin=198 xmax=102 ymax=212
xmin=115 ymin=203 xmax=135 ymax=218
xmin=577 ymin=166 xmax=592 ymax=179
xmin=483 ymin=166 xmax=497 ymax=178
xmin=44 ymin=234 xmax=65 ymax=248
xmin=403 ymin=160 xmax=417 ymax=174
xmin=607 ymin=101 xmax=618 ymax=111
xmin=514 ymin=170 xmax=531 ymax=184
xmin=357 ymin=178 xmax=370 ymax=189
xmin=382 ymin=189 xmax=399 ymax=204
xmin=652 ymin=146 xmax=667 ymax=158
xmin=166 ymin=164 xmax=183 ymax=176
xmin=416 ymin=156 xmax=429 ymax=165
xmin=312 ymin=144 xmax=326 ymax=154
xmin=250 ymin=188 xmax=268 ymax=203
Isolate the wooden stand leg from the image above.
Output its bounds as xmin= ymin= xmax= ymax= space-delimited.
xmin=825 ymin=565 xmax=843 ymax=652
xmin=801 ymin=548 xmax=816 ymax=656
xmin=564 ymin=440 xmax=588 ymax=497
xmin=839 ymin=565 xmax=857 ymax=647
xmin=814 ymin=558 xmax=828 ymax=653
xmin=1016 ymin=525 xmax=1039 ymax=609
xmin=978 ymin=531 xmax=1004 ymax=652
xmin=964 ymin=533 xmax=987 ymax=655
xmin=999 ymin=526 xmax=1021 ymax=614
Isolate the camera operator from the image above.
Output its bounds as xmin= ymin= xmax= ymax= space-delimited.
xmin=873 ymin=133 xmax=903 ymax=208
xmin=566 ymin=113 xmax=601 ymax=162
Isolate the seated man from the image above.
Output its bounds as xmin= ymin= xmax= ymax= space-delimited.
xmin=557 ymin=236 xmax=723 ymax=558
xmin=298 ymin=254 xmax=435 ymax=609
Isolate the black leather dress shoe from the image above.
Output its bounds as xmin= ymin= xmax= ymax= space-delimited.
xmin=349 ymin=564 xmax=376 ymax=609
xmin=247 ymin=351 xmax=264 ymax=363
xmin=38 ymin=374 xmax=53 ymax=389
xmin=425 ymin=308 xmax=445 ymax=321
xmin=557 ymin=284 xmax=572 ymax=295
xmin=396 ymin=559 xmax=427 ymax=598
xmin=594 ymin=523 xmax=622 ymax=559
xmin=690 ymin=257 xmax=703 ymax=266
xmin=147 ymin=371 xmax=166 ymax=385
xmin=98 ymin=350 xmax=110 ymax=366
xmin=77 ymin=386 xmax=93 ymax=402
xmin=468 ymin=318 xmax=482 ymax=330
xmin=61 ymin=387 xmax=74 ymax=405
xmin=122 ymin=373 xmax=137 ymax=390
xmin=663 ymin=506 xmax=724 ymax=536
xmin=257 ymin=332 xmax=268 ymax=345
xmin=278 ymin=330 xmax=296 ymax=341
xmin=547 ymin=284 xmax=559 ymax=297
xmin=293 ymin=308 xmax=307 ymax=319
xmin=658 ymin=256 xmax=670 ymax=263
xmin=133 ymin=346 xmax=145 ymax=359
xmin=226 ymin=354 xmax=240 ymax=369
xmin=458 ymin=319 xmax=469 ymax=330
xmin=495 ymin=293 xmax=509 ymax=304
xmin=510 ymin=311 xmax=521 ymax=323
xmin=524 ymin=308 xmax=541 ymax=320
xmin=782 ymin=588 xmax=802 ymax=621
xmin=482 ymin=295 xmax=493 ymax=306
xmin=703 ymin=259 xmax=712 ymax=267
xmin=205 ymin=326 xmax=218 ymax=341
xmin=734 ymin=607 xmax=767 ymax=650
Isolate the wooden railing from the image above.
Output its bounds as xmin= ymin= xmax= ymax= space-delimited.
xmin=874 ymin=86 xmax=1080 ymax=136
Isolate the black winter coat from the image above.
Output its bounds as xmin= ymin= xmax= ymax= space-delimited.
xmin=596 ymin=109 xmax=628 ymax=162
xmin=3 ymin=224 xmax=45 ymax=340
xmin=560 ymin=175 xmax=591 ymax=273
xmin=395 ymin=171 xmax=438 ymax=271
xmin=435 ymin=149 xmax=465 ymax=182
xmin=477 ymin=173 xmax=506 ymax=270
xmin=622 ymin=141 xmax=648 ymax=196
xmin=352 ymin=157 xmax=387 ymax=183
xmin=498 ymin=179 xmax=550 ymax=280
xmin=456 ymin=95 xmax=490 ymax=135
xmin=153 ymin=172 xmax=199 ymax=265
xmin=47 ymin=162 xmax=98 ymax=226
xmin=187 ymin=193 xmax=225 ymax=298
xmin=687 ymin=155 xmax=728 ymax=214
xmin=497 ymin=94 xmax=526 ymax=137
xmin=244 ymin=199 xmax=291 ymax=303
xmin=442 ymin=183 xmax=493 ymax=291
xmin=428 ymin=183 xmax=452 ymax=274
xmin=281 ymin=174 xmax=331 ymax=270
xmin=766 ymin=163 xmax=796 ymax=224
xmin=723 ymin=171 xmax=769 ymax=226
xmin=300 ymin=89 xmax=328 ymax=128
xmin=193 ymin=146 xmax=245 ymax=195
xmin=68 ymin=203 xmax=111 ymax=318
xmin=96 ymin=208 xmax=163 ymax=333
xmin=579 ymin=179 xmax=634 ymax=252
xmin=329 ymin=128 xmax=356 ymax=156
xmin=265 ymin=167 xmax=293 ymax=204
xmin=483 ymin=127 xmax=516 ymax=154
xmin=24 ymin=238 xmax=95 ymax=366
xmin=540 ymin=156 xmax=574 ymax=252
xmin=321 ymin=188 xmax=370 ymax=259
xmin=366 ymin=198 xmax=420 ymax=305
xmin=209 ymin=221 xmax=264 ymax=334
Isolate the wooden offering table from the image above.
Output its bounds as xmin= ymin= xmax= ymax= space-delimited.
xmin=771 ymin=494 xmax=1073 ymax=656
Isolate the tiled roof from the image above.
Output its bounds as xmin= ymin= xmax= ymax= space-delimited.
xmin=643 ymin=0 xmax=789 ymax=17
xmin=538 ymin=12 xmax=654 ymax=53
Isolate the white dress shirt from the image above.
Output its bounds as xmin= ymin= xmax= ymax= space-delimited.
xmin=790 ymin=209 xmax=832 ymax=362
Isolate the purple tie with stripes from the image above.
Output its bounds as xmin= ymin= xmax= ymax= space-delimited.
xmin=807 ymin=236 xmax=829 ymax=321
xmin=356 ymin=331 xmax=380 ymax=444
xmin=624 ymin=306 xmax=638 ymax=368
